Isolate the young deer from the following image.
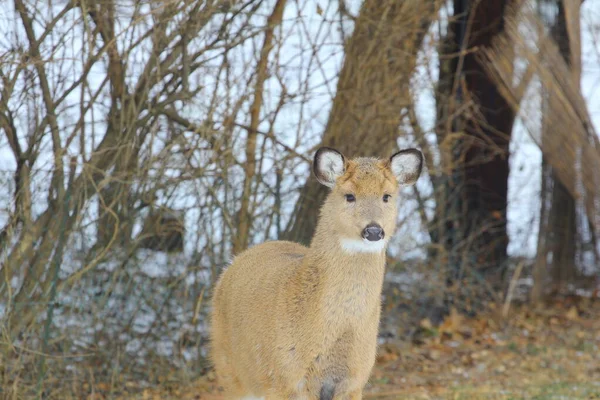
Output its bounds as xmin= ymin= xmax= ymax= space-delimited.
xmin=210 ymin=147 xmax=423 ymax=399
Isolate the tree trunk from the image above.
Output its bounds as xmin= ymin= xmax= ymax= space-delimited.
xmin=532 ymin=157 xmax=551 ymax=303
xmin=284 ymin=0 xmax=440 ymax=245
xmin=437 ymin=0 xmax=516 ymax=296
xmin=96 ymin=133 xmax=137 ymax=249
xmin=233 ymin=0 xmax=287 ymax=254
xmin=95 ymin=0 xmax=134 ymax=249
xmin=536 ymin=0 xmax=581 ymax=296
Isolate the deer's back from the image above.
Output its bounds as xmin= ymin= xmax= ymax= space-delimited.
xmin=215 ymin=240 xmax=308 ymax=312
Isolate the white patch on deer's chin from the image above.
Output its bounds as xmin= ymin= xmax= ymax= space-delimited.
xmin=240 ymin=396 xmax=265 ymax=400
xmin=340 ymin=238 xmax=387 ymax=254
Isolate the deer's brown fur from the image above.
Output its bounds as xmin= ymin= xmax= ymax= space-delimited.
xmin=210 ymin=148 xmax=423 ymax=399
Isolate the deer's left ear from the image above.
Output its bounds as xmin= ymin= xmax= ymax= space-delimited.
xmin=388 ymin=149 xmax=423 ymax=186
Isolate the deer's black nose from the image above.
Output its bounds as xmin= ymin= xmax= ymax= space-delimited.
xmin=362 ymin=223 xmax=384 ymax=242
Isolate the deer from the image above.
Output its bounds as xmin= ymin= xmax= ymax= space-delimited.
xmin=210 ymin=147 xmax=423 ymax=400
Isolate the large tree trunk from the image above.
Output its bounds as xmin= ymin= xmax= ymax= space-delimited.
xmin=94 ymin=0 xmax=135 ymax=250
xmin=284 ymin=0 xmax=440 ymax=245
xmin=436 ymin=0 xmax=516 ymax=301
xmin=547 ymin=0 xmax=579 ymax=289
xmin=478 ymin=1 xmax=598 ymax=302
xmin=96 ymin=120 xmax=138 ymax=249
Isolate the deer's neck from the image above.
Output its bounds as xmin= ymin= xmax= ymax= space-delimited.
xmin=304 ymin=227 xmax=387 ymax=321
xmin=308 ymin=245 xmax=386 ymax=289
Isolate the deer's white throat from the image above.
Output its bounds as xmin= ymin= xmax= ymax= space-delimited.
xmin=339 ymin=238 xmax=387 ymax=254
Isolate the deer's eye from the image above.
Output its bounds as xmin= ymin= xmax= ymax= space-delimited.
xmin=345 ymin=194 xmax=356 ymax=203
xmin=383 ymin=194 xmax=392 ymax=203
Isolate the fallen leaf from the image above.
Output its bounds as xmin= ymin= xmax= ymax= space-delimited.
xmin=419 ymin=318 xmax=433 ymax=330
xmin=566 ymin=306 xmax=579 ymax=320
xmin=439 ymin=307 xmax=464 ymax=337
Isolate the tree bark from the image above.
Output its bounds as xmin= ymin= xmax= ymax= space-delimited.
xmin=284 ymin=0 xmax=440 ymax=245
xmin=437 ymin=0 xmax=516 ymax=297
xmin=532 ymin=157 xmax=551 ymax=303
xmin=537 ymin=0 xmax=581 ymax=296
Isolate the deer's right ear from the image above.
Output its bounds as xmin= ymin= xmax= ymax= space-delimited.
xmin=314 ymin=147 xmax=346 ymax=188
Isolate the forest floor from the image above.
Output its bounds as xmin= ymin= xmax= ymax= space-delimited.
xmin=7 ymin=296 xmax=599 ymax=399
xmin=112 ymin=297 xmax=600 ymax=400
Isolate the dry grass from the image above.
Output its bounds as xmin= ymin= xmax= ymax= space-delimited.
xmin=5 ymin=298 xmax=598 ymax=400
